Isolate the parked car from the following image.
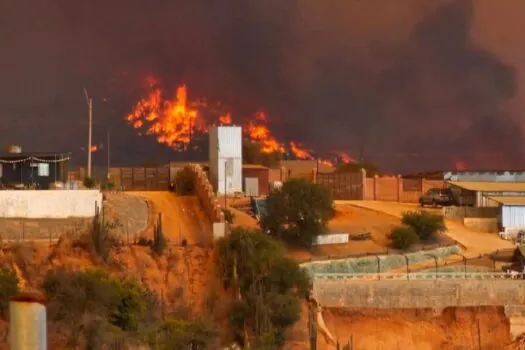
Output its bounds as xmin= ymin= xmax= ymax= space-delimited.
xmin=418 ymin=187 xmax=458 ymax=207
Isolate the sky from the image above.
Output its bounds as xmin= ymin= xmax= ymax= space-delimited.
xmin=2 ymin=0 xmax=525 ymax=173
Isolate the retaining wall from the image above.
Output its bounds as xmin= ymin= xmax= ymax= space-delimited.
xmin=463 ymin=217 xmax=499 ymax=233
xmin=313 ymin=279 xmax=525 ymax=309
xmin=185 ymin=164 xmax=224 ymax=223
xmin=0 ymin=190 xmax=102 ymax=218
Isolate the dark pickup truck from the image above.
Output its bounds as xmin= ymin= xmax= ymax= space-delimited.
xmin=419 ymin=187 xmax=458 ymax=207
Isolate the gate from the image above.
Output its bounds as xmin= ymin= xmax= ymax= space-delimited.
xmin=117 ymin=166 xmax=170 ymax=191
xmin=316 ymin=172 xmax=364 ymax=200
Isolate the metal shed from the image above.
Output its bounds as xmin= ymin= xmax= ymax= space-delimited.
xmin=448 ymin=181 xmax=525 ymax=207
xmin=490 ymin=196 xmax=525 ymax=232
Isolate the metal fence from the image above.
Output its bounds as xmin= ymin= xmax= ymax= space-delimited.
xmin=312 ymin=271 xmax=525 ymax=281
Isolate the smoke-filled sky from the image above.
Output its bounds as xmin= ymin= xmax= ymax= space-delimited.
xmin=2 ymin=0 xmax=525 ymax=173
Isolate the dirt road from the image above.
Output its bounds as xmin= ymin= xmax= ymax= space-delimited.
xmin=129 ymin=192 xmax=212 ymax=245
xmin=337 ymin=200 xmax=513 ymax=256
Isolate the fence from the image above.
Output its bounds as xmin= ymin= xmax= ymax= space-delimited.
xmin=443 ymin=206 xmax=500 ymax=219
xmin=78 ymin=166 xmax=171 ymax=191
xmin=312 ymin=271 xmax=522 ymax=281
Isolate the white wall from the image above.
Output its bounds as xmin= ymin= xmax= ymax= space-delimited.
xmin=0 ymin=190 xmax=102 ymax=218
xmin=209 ymin=125 xmax=243 ymax=194
xmin=312 ymin=233 xmax=349 ymax=246
xmin=502 ymin=205 xmax=525 ymax=231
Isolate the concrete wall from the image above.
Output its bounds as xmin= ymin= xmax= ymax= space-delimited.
xmin=0 ymin=190 xmax=102 ymax=218
xmin=363 ymin=176 xmax=445 ymax=203
xmin=463 ymin=217 xmax=499 ymax=233
xmin=313 ymin=279 xmax=525 ymax=310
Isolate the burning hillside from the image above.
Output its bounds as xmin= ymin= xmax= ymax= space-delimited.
xmin=126 ymin=78 xmax=351 ymax=167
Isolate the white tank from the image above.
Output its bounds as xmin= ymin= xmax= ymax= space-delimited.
xmin=9 ymin=294 xmax=47 ymax=350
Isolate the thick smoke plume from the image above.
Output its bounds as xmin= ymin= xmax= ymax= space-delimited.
xmin=2 ymin=0 xmax=522 ymax=172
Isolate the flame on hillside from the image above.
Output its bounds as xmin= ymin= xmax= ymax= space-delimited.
xmin=126 ymin=78 xmax=355 ymax=165
xmin=246 ymin=112 xmax=284 ymax=153
xmin=455 ymin=160 xmax=467 ymax=171
xmin=126 ymin=80 xmax=206 ymax=150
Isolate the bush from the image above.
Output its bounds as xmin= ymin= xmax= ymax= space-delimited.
xmin=0 ymin=267 xmax=19 ymax=317
xmin=174 ymin=168 xmax=195 ymax=195
xmin=401 ymin=210 xmax=446 ymax=241
xmin=84 ymin=177 xmax=96 ymax=189
xmin=390 ymin=225 xmax=419 ymax=250
xmin=222 ymin=208 xmax=235 ymax=224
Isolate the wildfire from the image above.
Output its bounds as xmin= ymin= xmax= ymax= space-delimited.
xmin=289 ymin=141 xmax=313 ymax=160
xmin=89 ymin=145 xmax=98 ymax=152
xmin=337 ymin=152 xmax=353 ymax=164
xmin=126 ymin=78 xmax=356 ymax=163
xmin=219 ymin=112 xmax=232 ymax=125
xmin=126 ymin=82 xmax=206 ymax=150
xmin=454 ymin=160 xmax=467 ymax=171
xmin=246 ymin=112 xmax=284 ymax=153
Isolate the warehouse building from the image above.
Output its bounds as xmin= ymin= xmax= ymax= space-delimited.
xmin=447 ymin=181 xmax=525 ymax=207
xmin=489 ymin=196 xmax=525 ymax=233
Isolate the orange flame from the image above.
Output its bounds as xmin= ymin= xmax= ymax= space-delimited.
xmin=219 ymin=112 xmax=232 ymax=125
xmin=337 ymin=152 xmax=353 ymax=164
xmin=289 ymin=141 xmax=313 ymax=160
xmin=455 ymin=160 xmax=467 ymax=171
xmin=319 ymin=159 xmax=335 ymax=168
xmin=126 ymin=82 xmax=206 ymax=150
xmin=246 ymin=112 xmax=284 ymax=153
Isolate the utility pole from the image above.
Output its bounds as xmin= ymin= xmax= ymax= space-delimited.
xmin=84 ymin=88 xmax=93 ymax=179
xmin=107 ymin=131 xmax=110 ymax=180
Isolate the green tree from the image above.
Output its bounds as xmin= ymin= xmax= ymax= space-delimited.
xmin=217 ymin=227 xmax=311 ymax=348
xmin=41 ymin=269 xmax=150 ymax=345
xmin=390 ymin=225 xmax=420 ymax=250
xmin=222 ymin=208 xmax=235 ymax=225
xmin=0 ymin=267 xmax=19 ymax=318
xmin=401 ymin=211 xmax=446 ymax=241
xmin=147 ymin=318 xmax=217 ymax=350
xmin=261 ymin=178 xmax=335 ymax=247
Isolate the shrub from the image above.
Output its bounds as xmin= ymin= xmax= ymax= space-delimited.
xmin=390 ymin=225 xmax=419 ymax=250
xmin=0 ymin=267 xmax=19 ymax=317
xmin=222 ymin=208 xmax=235 ymax=224
xmin=84 ymin=177 xmax=96 ymax=189
xmin=175 ymin=168 xmax=195 ymax=195
xmin=401 ymin=210 xmax=446 ymax=241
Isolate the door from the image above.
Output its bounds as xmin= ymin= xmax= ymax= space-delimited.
xmin=245 ymin=177 xmax=259 ymax=197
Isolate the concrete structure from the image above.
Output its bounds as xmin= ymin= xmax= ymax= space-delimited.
xmin=208 ymin=126 xmax=242 ymax=195
xmin=9 ymin=293 xmax=47 ymax=350
xmin=242 ymin=164 xmax=269 ymax=196
xmin=490 ymin=196 xmax=525 ymax=232
xmin=0 ymin=190 xmax=101 ymax=218
xmin=312 ymin=278 xmax=525 ymax=311
xmin=444 ymin=170 xmax=525 ymax=182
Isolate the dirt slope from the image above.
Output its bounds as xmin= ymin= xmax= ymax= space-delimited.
xmin=128 ymin=192 xmax=212 ymax=245
xmin=340 ymin=200 xmax=513 ymax=255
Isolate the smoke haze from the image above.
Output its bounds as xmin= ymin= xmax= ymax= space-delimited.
xmin=1 ymin=0 xmax=523 ymax=172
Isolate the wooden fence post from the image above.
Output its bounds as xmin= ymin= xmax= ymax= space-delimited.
xmin=397 ymin=175 xmax=402 ymax=202
xmin=373 ymin=175 xmax=378 ymax=201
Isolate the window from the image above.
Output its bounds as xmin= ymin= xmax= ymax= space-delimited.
xmin=37 ymin=163 xmax=49 ymax=177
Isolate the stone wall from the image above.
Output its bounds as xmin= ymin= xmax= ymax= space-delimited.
xmin=185 ymin=164 xmax=224 ymax=223
xmin=313 ymin=279 xmax=525 ymax=310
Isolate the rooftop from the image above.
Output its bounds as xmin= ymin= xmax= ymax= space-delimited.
xmin=0 ymin=152 xmax=71 ymax=159
xmin=488 ymin=196 xmax=525 ymax=206
xmin=448 ymin=181 xmax=525 ymax=192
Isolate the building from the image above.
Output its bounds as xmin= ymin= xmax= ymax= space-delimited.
xmin=278 ymin=160 xmax=334 ymax=180
xmin=447 ymin=181 xmax=525 ymax=207
xmin=242 ymin=164 xmax=269 ymax=197
xmin=208 ymin=126 xmax=243 ymax=194
xmin=0 ymin=151 xmax=70 ymax=189
xmin=489 ymin=196 xmax=525 ymax=232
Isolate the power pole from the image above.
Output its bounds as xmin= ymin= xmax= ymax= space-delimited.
xmin=107 ymin=131 xmax=110 ymax=180
xmin=84 ymin=88 xmax=93 ymax=179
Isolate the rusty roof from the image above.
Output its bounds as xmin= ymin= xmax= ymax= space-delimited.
xmin=488 ymin=196 xmax=525 ymax=206
xmin=448 ymin=181 xmax=525 ymax=192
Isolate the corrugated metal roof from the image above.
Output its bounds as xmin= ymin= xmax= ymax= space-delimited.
xmin=243 ymin=164 xmax=268 ymax=170
xmin=488 ymin=196 xmax=525 ymax=205
xmin=448 ymin=181 xmax=525 ymax=192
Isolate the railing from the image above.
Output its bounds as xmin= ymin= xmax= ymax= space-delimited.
xmin=312 ymin=271 xmax=525 ymax=281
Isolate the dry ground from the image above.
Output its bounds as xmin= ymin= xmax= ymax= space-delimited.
xmin=341 ymin=200 xmax=514 ymax=256
xmin=127 ymin=191 xmax=213 ymax=245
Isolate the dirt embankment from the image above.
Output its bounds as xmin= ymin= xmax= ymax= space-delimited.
xmin=287 ymin=305 xmax=524 ymax=350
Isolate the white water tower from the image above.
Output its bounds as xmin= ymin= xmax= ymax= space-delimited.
xmin=209 ymin=125 xmax=242 ymax=195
